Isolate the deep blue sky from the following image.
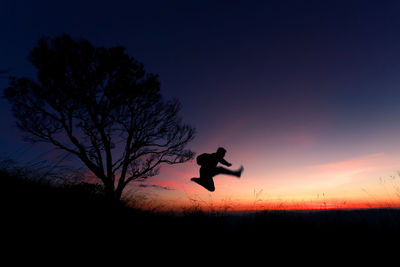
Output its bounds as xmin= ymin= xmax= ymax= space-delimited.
xmin=2 ymin=0 xmax=400 ymax=173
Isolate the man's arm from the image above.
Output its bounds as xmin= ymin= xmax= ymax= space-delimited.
xmin=219 ymin=158 xmax=232 ymax=167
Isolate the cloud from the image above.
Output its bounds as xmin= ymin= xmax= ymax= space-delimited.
xmin=263 ymin=153 xmax=399 ymax=193
xmin=292 ymin=152 xmax=400 ymax=189
xmin=138 ymin=183 xmax=175 ymax=191
xmin=307 ymin=153 xmax=390 ymax=174
xmin=284 ymin=131 xmax=317 ymax=148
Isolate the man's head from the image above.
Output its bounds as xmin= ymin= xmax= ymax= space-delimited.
xmin=216 ymin=147 xmax=227 ymax=158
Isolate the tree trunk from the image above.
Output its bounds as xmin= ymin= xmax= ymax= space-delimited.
xmin=103 ymin=179 xmax=118 ymax=203
xmin=115 ymin=186 xmax=123 ymax=202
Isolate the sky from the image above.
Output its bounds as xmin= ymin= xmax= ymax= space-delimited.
xmin=2 ymin=0 xmax=400 ymax=210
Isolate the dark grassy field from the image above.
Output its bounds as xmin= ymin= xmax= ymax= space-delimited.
xmin=2 ymin=168 xmax=400 ymax=262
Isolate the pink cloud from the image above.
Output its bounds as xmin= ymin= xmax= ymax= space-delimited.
xmin=307 ymin=153 xmax=393 ymax=174
xmin=283 ymin=131 xmax=317 ymax=149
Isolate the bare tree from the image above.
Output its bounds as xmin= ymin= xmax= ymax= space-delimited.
xmin=4 ymin=35 xmax=195 ymax=201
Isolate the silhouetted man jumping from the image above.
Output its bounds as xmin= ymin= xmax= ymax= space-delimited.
xmin=191 ymin=147 xmax=243 ymax=192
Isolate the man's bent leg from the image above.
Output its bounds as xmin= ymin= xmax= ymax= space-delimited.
xmin=191 ymin=177 xmax=215 ymax=192
xmin=197 ymin=167 xmax=216 ymax=191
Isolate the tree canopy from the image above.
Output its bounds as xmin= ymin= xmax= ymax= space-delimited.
xmin=4 ymin=35 xmax=195 ymax=200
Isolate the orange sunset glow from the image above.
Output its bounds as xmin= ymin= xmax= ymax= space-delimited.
xmin=132 ymin=149 xmax=400 ymax=211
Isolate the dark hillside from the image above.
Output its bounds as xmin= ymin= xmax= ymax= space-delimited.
xmin=2 ymin=169 xmax=400 ymax=260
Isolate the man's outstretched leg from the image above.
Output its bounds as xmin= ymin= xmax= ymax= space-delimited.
xmin=214 ymin=166 xmax=244 ymax=178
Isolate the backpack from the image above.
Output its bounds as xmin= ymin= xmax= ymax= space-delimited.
xmin=196 ymin=153 xmax=211 ymax=166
